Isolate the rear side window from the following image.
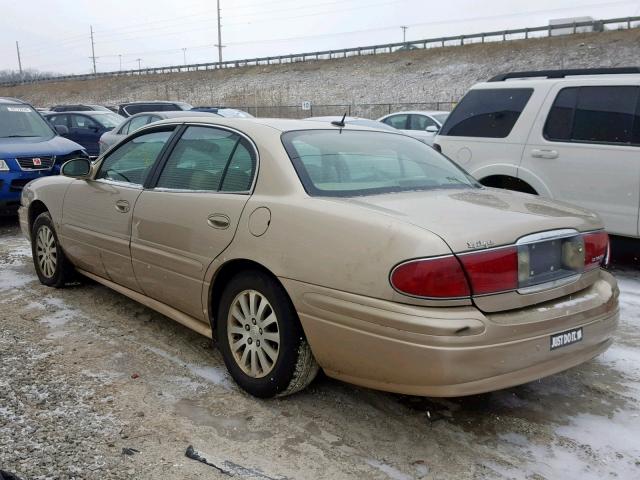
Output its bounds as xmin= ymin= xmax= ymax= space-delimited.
xmin=439 ymin=88 xmax=533 ymax=138
xmin=545 ymin=86 xmax=640 ymax=145
xmin=156 ymin=126 xmax=256 ymax=192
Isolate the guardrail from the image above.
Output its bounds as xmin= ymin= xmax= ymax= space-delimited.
xmin=2 ymin=16 xmax=638 ymax=87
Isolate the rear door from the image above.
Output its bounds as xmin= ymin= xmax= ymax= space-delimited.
xmin=61 ymin=126 xmax=176 ymax=290
xmin=131 ymin=125 xmax=257 ymax=320
xmin=523 ymin=83 xmax=640 ymax=237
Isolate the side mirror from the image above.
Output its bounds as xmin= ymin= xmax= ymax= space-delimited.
xmin=61 ymin=158 xmax=91 ymax=178
xmin=54 ymin=124 xmax=69 ymax=136
xmin=426 ymin=125 xmax=439 ymax=133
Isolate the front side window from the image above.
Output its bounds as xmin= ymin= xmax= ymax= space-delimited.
xmin=156 ymin=126 xmax=256 ymax=192
xmin=47 ymin=115 xmax=69 ymax=128
xmin=282 ymin=130 xmax=479 ymax=197
xmin=0 ymin=104 xmax=55 ymax=139
xmin=439 ymin=88 xmax=533 ymax=138
xmin=409 ymin=114 xmax=437 ymax=130
xmin=70 ymin=115 xmax=98 ymax=129
xmin=382 ymin=114 xmax=409 ymax=130
xmin=96 ymin=129 xmax=173 ymax=185
xmin=545 ymin=86 xmax=640 ymax=145
xmin=126 ymin=115 xmax=152 ymax=134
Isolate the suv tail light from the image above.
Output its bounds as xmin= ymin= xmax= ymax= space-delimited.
xmin=390 ymin=230 xmax=609 ymax=299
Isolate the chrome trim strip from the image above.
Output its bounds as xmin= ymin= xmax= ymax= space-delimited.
xmin=152 ymin=187 xmax=250 ymax=195
xmin=516 ymin=228 xmax=579 ymax=245
xmin=517 ymin=274 xmax=581 ymax=294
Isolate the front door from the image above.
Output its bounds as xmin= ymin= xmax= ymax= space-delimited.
xmin=131 ymin=125 xmax=257 ymax=320
xmin=60 ymin=127 xmax=176 ymax=290
xmin=68 ymin=114 xmax=102 ymax=156
xmin=522 ymin=83 xmax=640 ymax=237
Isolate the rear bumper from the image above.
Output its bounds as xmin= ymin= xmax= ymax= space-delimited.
xmin=282 ymin=270 xmax=619 ymax=397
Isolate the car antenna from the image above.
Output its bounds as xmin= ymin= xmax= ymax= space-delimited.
xmin=331 ymin=112 xmax=347 ymax=128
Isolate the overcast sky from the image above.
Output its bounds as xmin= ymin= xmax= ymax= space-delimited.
xmin=0 ymin=0 xmax=638 ymax=74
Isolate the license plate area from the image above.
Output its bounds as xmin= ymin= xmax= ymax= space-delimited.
xmin=550 ymin=327 xmax=583 ymax=350
xmin=517 ymin=231 xmax=584 ymax=293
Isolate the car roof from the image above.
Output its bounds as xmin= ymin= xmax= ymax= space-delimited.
xmin=0 ymin=97 xmax=28 ymax=105
xmin=473 ymin=73 xmax=640 ymax=90
xmin=128 ymin=111 xmax=219 ymax=119
xmin=148 ymin=116 xmax=409 ymax=133
xmin=119 ymin=100 xmax=185 ymax=105
xmin=382 ymin=110 xmax=450 ymax=116
xmin=44 ymin=110 xmax=115 ymax=115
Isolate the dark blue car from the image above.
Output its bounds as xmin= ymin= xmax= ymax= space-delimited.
xmin=44 ymin=111 xmax=124 ymax=158
xmin=0 ymin=98 xmax=87 ymax=215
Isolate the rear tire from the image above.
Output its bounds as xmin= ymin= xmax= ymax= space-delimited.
xmin=217 ymin=270 xmax=319 ymax=398
xmin=31 ymin=212 xmax=76 ymax=288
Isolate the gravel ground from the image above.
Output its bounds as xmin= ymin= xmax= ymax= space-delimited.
xmin=1 ymin=217 xmax=639 ymax=480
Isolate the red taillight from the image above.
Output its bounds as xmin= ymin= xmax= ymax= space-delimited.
xmin=390 ymin=256 xmax=470 ymax=298
xmin=584 ymin=231 xmax=609 ymax=270
xmin=458 ymin=247 xmax=518 ymax=295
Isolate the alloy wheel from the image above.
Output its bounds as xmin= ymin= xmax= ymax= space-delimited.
xmin=35 ymin=225 xmax=57 ymax=279
xmin=227 ymin=289 xmax=280 ymax=378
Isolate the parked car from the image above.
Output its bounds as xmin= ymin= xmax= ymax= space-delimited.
xmin=434 ymin=67 xmax=640 ymax=238
xmin=19 ymin=117 xmax=617 ymax=399
xmin=50 ymin=104 xmax=112 ymax=112
xmin=304 ymin=116 xmax=397 ymax=131
xmin=117 ymin=101 xmax=193 ymax=117
xmin=192 ymin=106 xmax=253 ymax=118
xmin=378 ymin=110 xmax=450 ymax=144
xmin=0 ymin=97 xmax=86 ymax=215
xmin=98 ymin=110 xmax=219 ymax=154
xmin=44 ymin=111 xmax=124 ymax=158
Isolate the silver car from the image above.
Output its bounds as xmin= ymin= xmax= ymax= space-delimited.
xmin=99 ymin=110 xmax=220 ymax=155
xmin=378 ymin=110 xmax=450 ymax=145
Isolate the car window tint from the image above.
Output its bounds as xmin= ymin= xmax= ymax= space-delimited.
xmin=282 ymin=130 xmax=479 ymax=197
xmin=97 ymin=130 xmax=173 ymax=185
xmin=544 ymin=88 xmax=578 ymax=141
xmin=439 ymin=88 xmax=533 ymax=138
xmin=71 ymin=115 xmax=98 ymax=129
xmin=409 ymin=114 xmax=437 ymax=130
xmin=220 ymin=139 xmax=256 ymax=192
xmin=382 ymin=114 xmax=408 ymax=129
xmin=156 ymin=126 xmax=242 ymax=191
xmin=48 ymin=115 xmax=68 ymax=127
xmin=127 ymin=115 xmax=151 ymax=134
xmin=572 ymin=86 xmax=639 ymax=144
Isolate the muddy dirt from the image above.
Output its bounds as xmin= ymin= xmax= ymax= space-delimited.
xmin=1 ymin=217 xmax=639 ymax=479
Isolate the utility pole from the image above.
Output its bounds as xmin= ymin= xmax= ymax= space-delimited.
xmin=215 ymin=0 xmax=225 ymax=64
xmin=90 ymin=25 xmax=97 ymax=74
xmin=136 ymin=58 xmax=142 ymax=70
xmin=15 ymin=41 xmax=22 ymax=77
xmin=182 ymin=47 xmax=187 ymax=65
xmin=118 ymin=54 xmax=122 ymax=71
xmin=401 ymin=26 xmax=408 ymax=43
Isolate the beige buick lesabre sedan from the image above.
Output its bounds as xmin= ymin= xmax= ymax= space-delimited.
xmin=19 ymin=117 xmax=619 ymax=398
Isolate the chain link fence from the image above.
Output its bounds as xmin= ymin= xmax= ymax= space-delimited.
xmin=233 ymin=101 xmax=457 ymax=119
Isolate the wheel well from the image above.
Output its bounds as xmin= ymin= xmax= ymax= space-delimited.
xmin=28 ymin=200 xmax=49 ymax=233
xmin=208 ymin=259 xmax=285 ymax=338
xmin=480 ymin=175 xmax=538 ymax=195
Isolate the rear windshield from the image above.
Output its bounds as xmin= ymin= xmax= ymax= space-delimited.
xmin=439 ymin=88 xmax=533 ymax=138
xmin=0 ymin=104 xmax=54 ymax=139
xmin=282 ymin=130 xmax=480 ymax=197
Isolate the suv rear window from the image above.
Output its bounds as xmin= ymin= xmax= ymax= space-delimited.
xmin=544 ymin=86 xmax=640 ymax=145
xmin=439 ymin=88 xmax=533 ymax=138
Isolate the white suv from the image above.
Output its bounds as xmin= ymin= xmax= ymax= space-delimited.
xmin=434 ymin=67 xmax=640 ymax=238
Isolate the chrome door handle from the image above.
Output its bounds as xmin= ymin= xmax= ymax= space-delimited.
xmin=207 ymin=214 xmax=230 ymax=229
xmin=531 ymin=149 xmax=559 ymax=159
xmin=115 ymin=200 xmax=130 ymax=213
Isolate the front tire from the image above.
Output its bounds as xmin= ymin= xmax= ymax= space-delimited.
xmin=217 ymin=270 xmax=319 ymax=398
xmin=31 ymin=212 xmax=76 ymax=288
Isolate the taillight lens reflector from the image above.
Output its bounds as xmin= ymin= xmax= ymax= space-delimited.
xmin=390 ymin=256 xmax=470 ymax=298
xmin=458 ymin=247 xmax=518 ymax=295
xmin=584 ymin=231 xmax=609 ymax=270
